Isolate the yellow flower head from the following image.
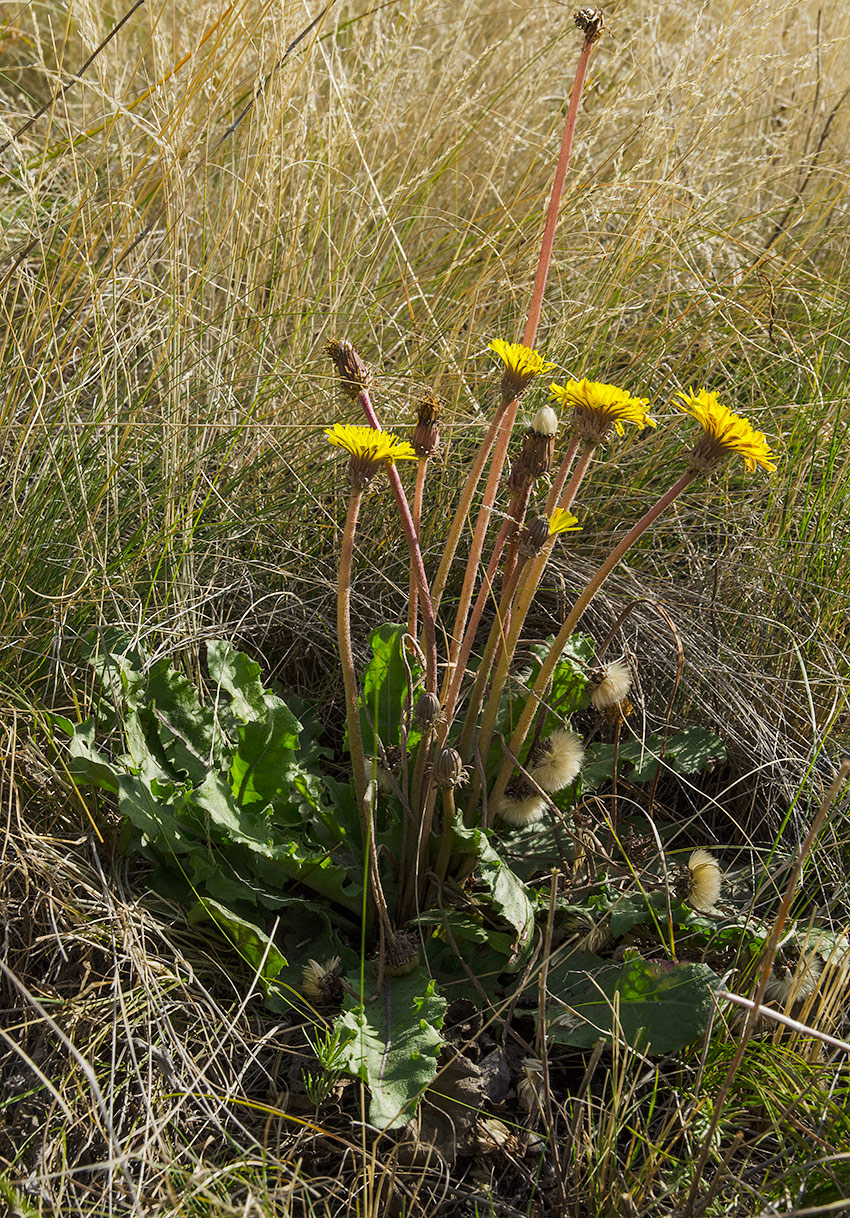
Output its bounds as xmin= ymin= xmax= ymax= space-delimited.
xmin=325 ymin=423 xmax=417 ymax=489
xmin=674 ymin=389 xmax=777 ymax=474
xmin=488 ymin=340 xmax=556 ymax=400
xmin=550 ymin=379 xmax=655 ymax=444
xmin=547 ymin=507 xmax=581 ymax=536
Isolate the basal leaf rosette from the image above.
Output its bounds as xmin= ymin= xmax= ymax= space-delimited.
xmin=550 ymin=378 xmax=655 ymax=444
xmin=674 ymin=388 xmax=777 ymax=474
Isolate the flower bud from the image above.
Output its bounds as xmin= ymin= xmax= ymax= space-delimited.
xmin=415 ymin=691 xmax=441 ymax=729
xmin=434 ymin=747 xmax=466 ymax=788
xmin=519 ymin=515 xmax=551 ymax=557
xmin=411 ymin=393 xmax=441 ymax=457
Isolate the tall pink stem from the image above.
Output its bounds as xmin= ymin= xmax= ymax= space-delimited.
xmin=523 ymin=34 xmax=596 ymax=348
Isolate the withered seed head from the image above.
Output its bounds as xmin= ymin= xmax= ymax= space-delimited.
xmin=574 ymin=8 xmax=605 ymax=42
xmin=325 ymin=338 xmax=373 ymax=401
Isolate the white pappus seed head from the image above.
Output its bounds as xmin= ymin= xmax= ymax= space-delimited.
xmin=765 ymin=954 xmax=823 ymax=1005
xmin=529 ymin=728 xmax=584 ymax=793
xmin=687 ymin=848 xmax=722 ymax=912
xmin=530 ymin=405 xmax=559 ymax=437
xmin=496 ymin=793 xmax=547 ymax=826
xmin=589 ymin=660 xmax=633 ymax=710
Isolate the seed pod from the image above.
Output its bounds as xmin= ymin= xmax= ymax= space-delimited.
xmin=415 ymin=691 xmax=441 ymax=729
xmin=434 ymin=747 xmax=466 ymax=788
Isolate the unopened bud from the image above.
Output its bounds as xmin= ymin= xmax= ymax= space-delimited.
xmin=519 ymin=515 xmax=551 ymax=557
xmin=412 ymin=393 xmax=441 ymax=457
xmin=434 ymin=747 xmax=466 ymax=788
xmin=415 ymin=691 xmax=441 ymax=728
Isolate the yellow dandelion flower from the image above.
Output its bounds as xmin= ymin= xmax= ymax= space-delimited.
xmin=674 ymin=388 xmax=777 ymax=474
xmin=547 ymin=507 xmax=581 ymax=536
xmin=550 ymin=378 xmax=655 ymax=444
xmin=488 ymin=339 xmax=556 ymax=399
xmin=325 ymin=423 xmax=417 ymax=489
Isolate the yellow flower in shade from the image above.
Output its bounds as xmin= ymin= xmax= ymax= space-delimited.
xmin=547 ymin=507 xmax=581 ymax=536
xmin=550 ymin=378 xmax=655 ymax=444
xmin=325 ymin=423 xmax=417 ymax=489
xmin=674 ymin=388 xmax=777 ymax=474
xmin=488 ymin=339 xmax=556 ymax=399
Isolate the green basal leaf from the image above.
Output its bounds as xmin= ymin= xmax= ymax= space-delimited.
xmin=338 ymin=969 xmax=446 ymax=1130
xmin=52 ymin=715 xmax=122 ymax=794
xmin=608 ymin=890 xmax=673 ymax=938
xmin=189 ymin=897 xmax=288 ymax=997
xmin=547 ymin=956 xmax=720 ymax=1053
xmin=582 ymin=726 xmax=726 ymax=792
xmin=206 ymin=639 xmax=278 ymax=721
xmin=452 ymin=822 xmax=535 ymax=963
xmin=356 ymin=623 xmax=422 ymax=759
xmin=229 ymin=706 xmax=301 ymax=809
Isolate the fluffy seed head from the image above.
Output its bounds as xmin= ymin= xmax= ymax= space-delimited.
xmin=765 ymin=954 xmax=823 ymax=1006
xmin=530 ymin=405 xmax=559 ymax=437
xmin=302 ymin=956 xmax=343 ymax=1007
xmin=687 ymin=848 xmax=722 ymax=912
xmin=589 ymin=661 xmax=633 ymax=710
xmin=529 ymin=728 xmax=584 ymax=793
xmin=496 ymin=792 xmax=547 ymax=826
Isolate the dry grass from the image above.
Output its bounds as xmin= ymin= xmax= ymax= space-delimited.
xmin=2 ymin=0 xmax=850 ymax=1213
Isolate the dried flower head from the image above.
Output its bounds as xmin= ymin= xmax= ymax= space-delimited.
xmin=574 ymin=7 xmax=605 ymax=41
xmin=550 ymin=379 xmax=655 ymax=444
xmin=509 ymin=425 xmax=556 ymax=492
xmin=589 ymin=660 xmax=633 ymax=710
xmin=674 ymin=388 xmax=776 ymax=474
xmin=529 ymin=728 xmax=584 ymax=793
xmin=412 ymin=392 xmax=441 ymax=457
xmin=476 ymin=1117 xmax=517 ymax=1154
xmin=488 ymin=339 xmax=556 ymax=400
xmin=687 ymin=848 xmax=723 ymax=912
xmin=325 ymin=338 xmax=373 ymax=400
xmin=384 ymin=929 xmax=420 ymax=976
xmin=302 ymin=956 xmax=343 ymax=1007
xmin=517 ymin=1057 xmax=544 ymax=1114
xmin=325 ymin=423 xmax=417 ymax=489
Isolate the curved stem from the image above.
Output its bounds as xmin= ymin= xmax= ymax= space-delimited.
xmin=487 ymin=468 xmax=699 ymax=813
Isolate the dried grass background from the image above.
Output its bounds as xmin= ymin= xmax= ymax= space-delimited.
xmin=2 ymin=0 xmax=850 ymax=1212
